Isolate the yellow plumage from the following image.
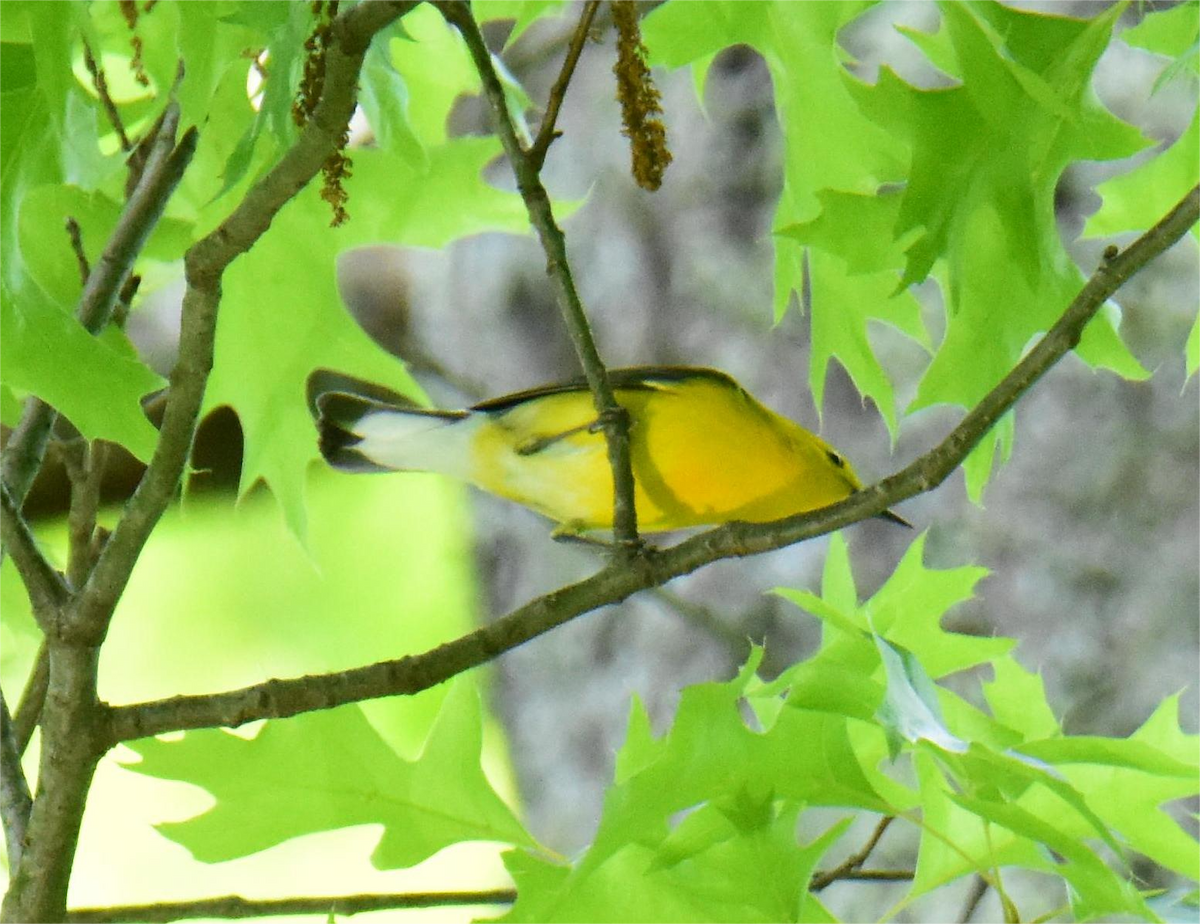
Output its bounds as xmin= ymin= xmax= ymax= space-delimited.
xmin=308 ymin=367 xmax=905 ymax=533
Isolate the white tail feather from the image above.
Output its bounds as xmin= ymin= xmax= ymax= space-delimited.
xmin=353 ymin=410 xmax=477 ymax=479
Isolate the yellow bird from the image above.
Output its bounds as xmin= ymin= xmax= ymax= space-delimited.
xmin=307 ymin=367 xmax=909 ymax=533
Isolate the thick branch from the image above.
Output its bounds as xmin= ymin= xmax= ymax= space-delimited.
xmin=66 ymin=889 xmax=517 ymax=923
xmin=1 ymin=645 xmax=105 ymax=924
xmin=105 ymin=184 xmax=1198 ymax=743
xmin=439 ymin=0 xmax=641 ymax=547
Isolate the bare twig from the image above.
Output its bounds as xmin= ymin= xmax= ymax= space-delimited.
xmin=815 ymin=868 xmax=912 ymax=885
xmin=13 ymin=644 xmax=48 ymax=754
xmin=66 ymin=889 xmax=517 ymax=923
xmin=438 ymin=0 xmax=642 ymax=550
xmin=811 ymin=816 xmax=894 ymax=891
xmin=528 ymin=0 xmax=601 ymax=170
xmin=0 ymin=483 xmax=69 ymax=626
xmin=959 ymin=874 xmax=990 ymax=923
xmin=0 ymin=690 xmax=32 ymax=869
xmin=77 ymin=105 xmax=190 ymax=338
xmin=65 ymin=218 xmax=92 ymax=285
xmin=82 ymin=41 xmax=134 ymax=152
xmin=104 ymin=185 xmax=1199 ymax=744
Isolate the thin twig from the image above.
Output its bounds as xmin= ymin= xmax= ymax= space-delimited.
xmin=104 ymin=185 xmax=1199 ymax=744
xmin=13 ymin=643 xmax=48 ymax=754
xmin=77 ymin=105 xmax=189 ymax=337
xmin=811 ymin=816 xmax=895 ymax=890
xmin=438 ymin=0 xmax=642 ymax=550
xmin=959 ymin=874 xmax=990 ymax=923
xmin=82 ymin=41 xmax=134 ymax=152
xmin=815 ymin=869 xmax=913 ymax=885
xmin=0 ymin=483 xmax=69 ymax=626
xmin=61 ymin=440 xmax=108 ymax=589
xmin=528 ymin=0 xmax=601 ymax=170
xmin=0 ymin=690 xmax=32 ymax=869
xmin=66 ymin=889 xmax=517 ymax=923
xmin=65 ymin=218 xmax=91 ymax=285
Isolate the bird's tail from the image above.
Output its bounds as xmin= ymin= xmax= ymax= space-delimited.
xmin=307 ymin=369 xmax=471 ymax=476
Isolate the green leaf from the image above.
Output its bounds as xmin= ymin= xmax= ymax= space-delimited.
xmin=121 ymin=679 xmax=535 ymax=867
xmin=1122 ymin=2 xmax=1200 ymax=60
xmin=0 ymin=4 xmax=184 ymax=461
xmin=643 ymin=1 xmax=909 ymax=434
xmin=477 ymin=1 xmax=567 ymax=50
xmin=838 ymin=2 xmax=1151 ymax=492
xmin=962 ymin=413 xmax=1015 ymax=505
xmin=819 ymin=531 xmax=857 ymax=613
xmin=1038 ymin=694 xmax=1200 ymax=880
xmin=1084 ymin=111 xmax=1200 ymax=238
xmin=0 ymin=282 xmax=163 ymax=460
xmin=863 ymin=532 xmax=1007 ymax=677
xmin=948 ymin=792 xmax=1153 ymax=921
xmin=360 ymin=41 xmax=425 ymax=167
xmin=386 ymin=4 xmax=479 ymax=149
xmin=981 ymin=655 xmax=1059 ymax=740
xmin=503 ymin=806 xmax=853 ymax=923
xmin=1187 ymin=311 xmax=1199 ymax=380
xmin=0 ymin=384 xmax=22 ymax=427
xmin=806 ymin=249 xmax=926 ymax=436
xmin=909 ymin=749 xmax=1049 ymax=898
xmin=505 ymin=646 xmax=892 ymax=919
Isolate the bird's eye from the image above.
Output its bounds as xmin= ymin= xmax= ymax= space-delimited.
xmin=825 ymin=449 xmax=845 ymax=468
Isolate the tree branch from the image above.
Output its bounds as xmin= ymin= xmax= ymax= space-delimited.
xmin=65 ymin=889 xmax=517 ymax=923
xmin=60 ymin=870 xmax=916 ymax=924
xmin=2 ymin=644 xmax=106 ymax=924
xmin=82 ymin=41 xmax=133 ymax=153
xmin=958 ymin=874 xmax=990 ymax=923
xmin=528 ymin=0 xmax=601 ymax=170
xmin=438 ymin=0 xmax=642 ymax=549
xmin=104 ymin=184 xmax=1198 ymax=743
xmin=0 ymin=690 xmax=32 ymax=870
xmin=810 ymin=816 xmax=894 ymax=891
xmin=0 ymin=483 xmax=69 ymax=627
xmin=13 ymin=645 xmax=48 ymax=754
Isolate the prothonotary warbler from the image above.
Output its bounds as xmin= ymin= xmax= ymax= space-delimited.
xmin=307 ymin=366 xmax=910 ymax=533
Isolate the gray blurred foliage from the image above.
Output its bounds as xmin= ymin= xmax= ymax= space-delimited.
xmin=129 ymin=1 xmax=1196 ymax=917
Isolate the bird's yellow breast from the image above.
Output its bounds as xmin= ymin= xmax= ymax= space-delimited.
xmin=468 ymin=372 xmax=862 ymax=532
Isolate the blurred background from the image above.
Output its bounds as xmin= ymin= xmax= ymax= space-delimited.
xmin=8 ymin=1 xmax=1197 ymax=920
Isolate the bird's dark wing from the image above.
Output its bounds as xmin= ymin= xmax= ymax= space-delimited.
xmin=471 ymin=366 xmax=740 ymax=413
